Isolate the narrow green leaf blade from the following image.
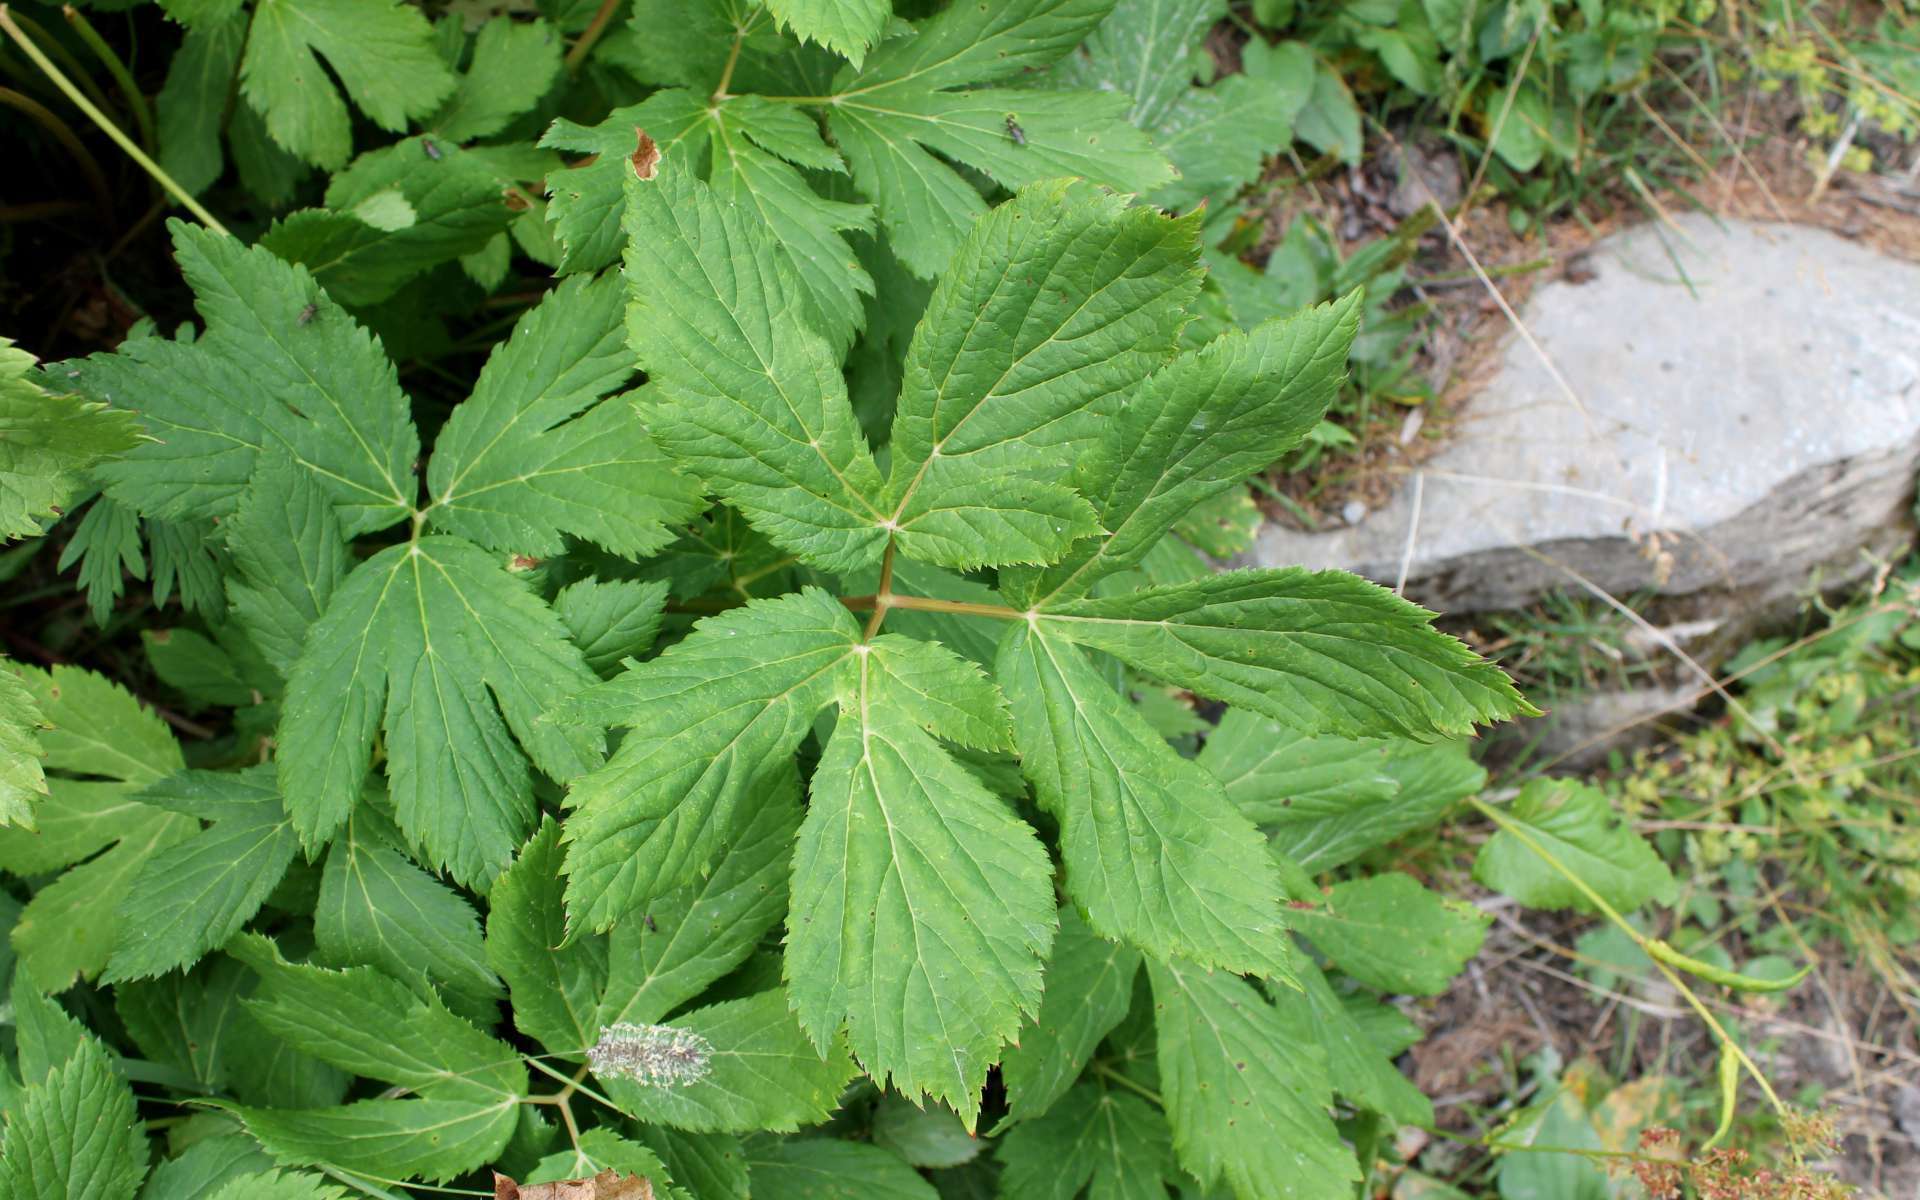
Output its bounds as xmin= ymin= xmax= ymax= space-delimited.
xmin=621 ymin=138 xmax=888 ymax=575
xmin=1038 ymin=567 xmax=1533 ymax=739
xmin=789 ymin=667 xmax=1055 ymax=1123
xmin=996 ymin=625 xmax=1293 ymax=979
xmin=556 ymin=589 xmax=857 ymax=932
xmin=998 ymin=906 xmax=1140 ymax=1122
xmin=1474 ymin=779 xmax=1677 ymax=914
xmin=1287 ymin=873 xmax=1490 ymax=996
xmin=232 ymin=1098 xmax=519 ymax=1183
xmin=487 ymin=817 xmax=608 ymax=1056
xmin=1148 ymin=957 xmax=1359 ymax=1200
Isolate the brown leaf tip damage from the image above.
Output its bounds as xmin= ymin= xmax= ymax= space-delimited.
xmin=629 ymin=129 xmax=660 ymax=181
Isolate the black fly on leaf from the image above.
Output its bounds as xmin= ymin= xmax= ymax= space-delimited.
xmin=1004 ymin=115 xmax=1026 ymax=146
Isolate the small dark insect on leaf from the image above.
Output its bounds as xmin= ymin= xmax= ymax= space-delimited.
xmin=422 ymin=137 xmax=442 ymax=160
xmin=644 ymin=913 xmax=657 ymax=932
xmin=297 ymin=303 xmax=317 ymax=326
xmin=1004 ymin=115 xmax=1027 ymax=146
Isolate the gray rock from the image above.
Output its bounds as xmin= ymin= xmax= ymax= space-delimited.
xmin=1251 ymin=216 xmax=1920 ymax=649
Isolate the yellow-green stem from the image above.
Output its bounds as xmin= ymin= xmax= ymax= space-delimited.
xmin=61 ymin=5 xmax=154 ymax=152
xmin=1466 ymin=795 xmax=1788 ymax=1117
xmin=0 ymin=6 xmax=229 ymax=235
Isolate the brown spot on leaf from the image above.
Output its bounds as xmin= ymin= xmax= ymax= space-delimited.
xmin=629 ymin=129 xmax=660 ymax=181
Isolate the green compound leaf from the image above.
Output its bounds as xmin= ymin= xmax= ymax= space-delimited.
xmin=315 ymin=806 xmax=502 ymax=1026
xmin=826 ymin=0 xmax=1174 ymax=278
xmin=1474 ymin=779 xmax=1678 ymax=915
xmin=998 ymin=906 xmax=1141 ymax=1123
xmin=258 ymin=137 xmax=516 ymax=306
xmin=74 ymin=223 xmax=419 ymax=537
xmin=883 ymin=182 xmax=1201 ymax=571
xmin=997 ymin=1082 xmax=1176 ymax=1200
xmin=1009 ymin=294 xmax=1361 ymax=605
xmin=788 ymin=651 xmax=1055 ymax=1125
xmin=1050 ymin=0 xmax=1310 ymax=207
xmin=220 ymin=456 xmax=350 ymax=679
xmin=239 ymin=0 xmax=455 ymax=168
xmin=747 ymin=1137 xmax=939 ymax=1200
xmin=621 ymin=139 xmax=889 ymax=576
xmin=1201 ymin=709 xmax=1489 ymax=871
xmin=231 ymin=1097 xmax=521 ymax=1184
xmin=231 ymin=933 xmax=525 ymax=1103
xmin=0 ymin=1032 xmax=147 ymax=1200
xmin=0 ymin=662 xmax=50 ymax=830
xmin=425 ymin=272 xmax=704 ymax=560
xmin=555 ymin=589 xmax=858 ymax=934
xmin=102 ymin=767 xmax=300 ymax=982
xmin=997 ymin=623 xmax=1293 ymax=980
xmin=1148 ymin=957 xmax=1359 ymax=1200
xmin=1286 ymin=872 xmax=1490 ymax=997
xmin=593 ymin=990 xmax=858 ymax=1133
xmin=1274 ymin=957 xmax=1433 ymax=1127
xmin=1036 ymin=567 xmax=1534 ymax=740
xmin=0 ymin=340 xmax=142 ymax=543
xmin=277 ymin=535 xmax=602 ymax=889
xmin=764 ymin=0 xmax=889 ymax=65
xmin=0 ymin=665 xmax=197 ymax=989
xmin=543 ymin=89 xmax=876 ymax=354
xmin=593 ymin=767 xmax=800 ymax=1033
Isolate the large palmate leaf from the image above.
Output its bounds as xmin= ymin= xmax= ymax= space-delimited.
xmin=555 ymin=589 xmax=859 ymax=932
xmin=1035 ymin=568 xmax=1533 ymax=739
xmin=997 ymin=623 xmax=1293 ymax=980
xmin=1475 ymin=779 xmax=1677 ymax=914
xmin=879 ymin=182 xmax=1200 ymax=570
xmin=1007 ymin=295 xmax=1361 ymax=605
xmin=0 ymin=666 xmax=197 ymax=989
xmin=1148 ymin=958 xmax=1359 ymax=1200
xmin=103 ymin=768 xmax=300 ymax=982
xmin=278 ymin=535 xmax=602 ymax=888
xmin=0 ymin=341 xmax=142 ymax=543
xmin=788 ymin=642 xmax=1054 ymax=1124
xmin=824 ymin=0 xmax=1173 ymax=277
xmin=72 ymin=224 xmax=419 ymax=537
xmin=425 ymin=273 xmax=702 ymax=560
xmin=1049 ymin=0 xmax=1311 ymax=207
xmin=621 ymin=141 xmax=889 ymax=575
xmin=238 ymin=0 xmax=455 ymax=168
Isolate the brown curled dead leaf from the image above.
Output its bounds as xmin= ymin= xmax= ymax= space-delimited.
xmin=493 ymin=1168 xmax=656 ymax=1200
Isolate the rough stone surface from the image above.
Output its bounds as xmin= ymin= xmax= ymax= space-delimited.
xmin=1251 ymin=215 xmax=1920 ymax=649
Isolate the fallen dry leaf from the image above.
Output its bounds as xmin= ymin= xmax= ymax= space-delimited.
xmin=493 ymin=1168 xmax=655 ymax=1200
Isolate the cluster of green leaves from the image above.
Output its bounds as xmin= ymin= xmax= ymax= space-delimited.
xmin=13 ymin=0 xmax=1807 ymax=1195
